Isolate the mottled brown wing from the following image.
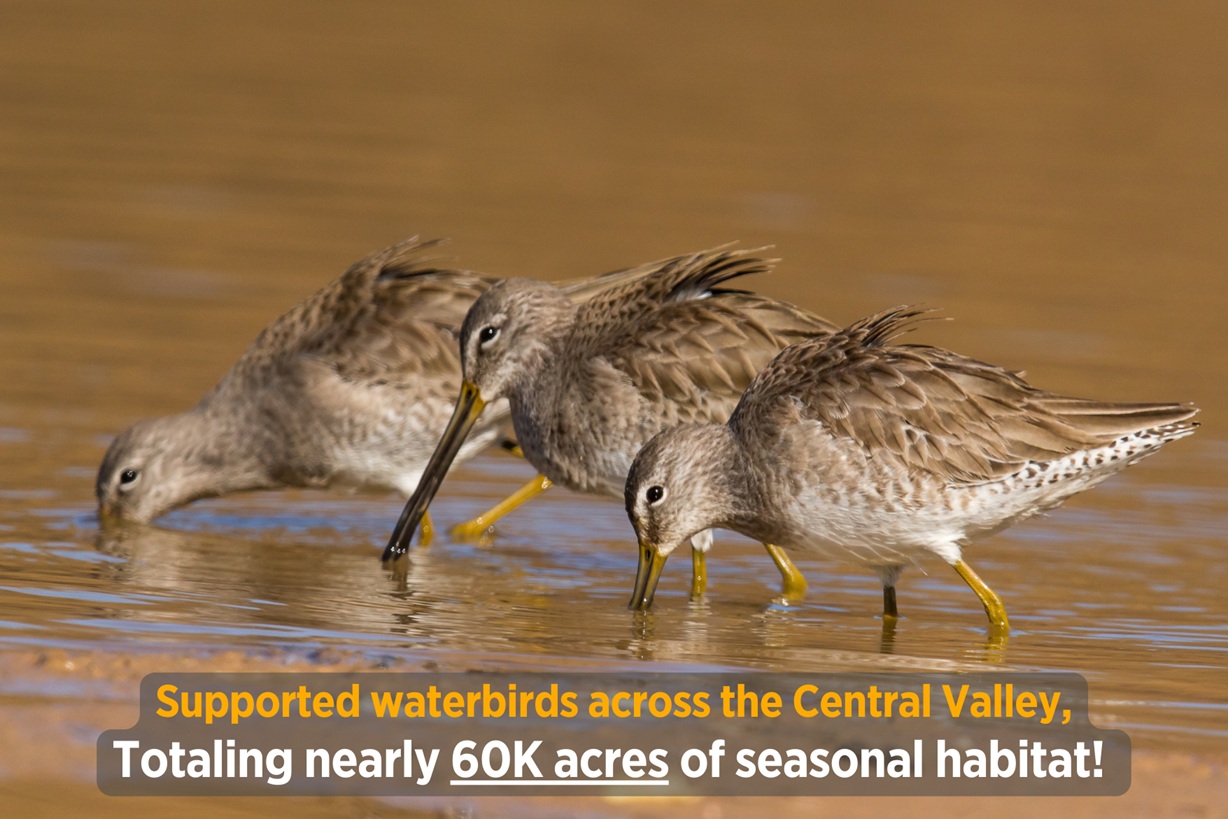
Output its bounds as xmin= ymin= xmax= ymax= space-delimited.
xmin=732 ymin=307 xmax=1196 ymax=484
xmin=569 ymin=246 xmax=782 ymax=353
xmin=233 ymin=238 xmax=490 ymax=386
xmin=596 ymin=295 xmax=838 ymax=422
xmin=557 ymin=254 xmax=670 ymax=302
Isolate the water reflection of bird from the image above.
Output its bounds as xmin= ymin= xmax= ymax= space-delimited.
xmin=96 ymin=238 xmax=509 ymax=538
xmin=626 ymin=307 xmax=1199 ymax=630
xmin=91 ymin=520 xmax=443 ymax=642
xmin=384 ymin=247 xmax=838 ymax=602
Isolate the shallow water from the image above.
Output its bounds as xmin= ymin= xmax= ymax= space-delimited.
xmin=1 ymin=0 xmax=1226 ymax=813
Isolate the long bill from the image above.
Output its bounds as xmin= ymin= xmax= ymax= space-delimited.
xmin=382 ymin=380 xmax=487 ymax=563
xmin=628 ymin=540 xmax=669 ymax=610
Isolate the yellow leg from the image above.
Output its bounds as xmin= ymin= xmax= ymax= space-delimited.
xmin=419 ymin=510 xmax=435 ymax=546
xmin=953 ymin=559 xmax=1010 ymax=630
xmin=450 ymin=474 xmax=553 ymax=540
xmin=690 ymin=548 xmax=707 ymax=599
xmin=765 ymin=543 xmax=807 ymax=604
xmin=880 ymin=614 xmax=898 ymax=653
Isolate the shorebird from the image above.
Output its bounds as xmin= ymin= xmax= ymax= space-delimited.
xmin=625 ymin=307 xmax=1199 ymax=629
xmin=383 ymin=247 xmax=838 ymax=601
xmin=96 ymin=237 xmax=509 ymax=536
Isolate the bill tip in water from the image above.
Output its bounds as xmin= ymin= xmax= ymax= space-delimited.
xmin=380 ymin=525 xmax=414 ymax=563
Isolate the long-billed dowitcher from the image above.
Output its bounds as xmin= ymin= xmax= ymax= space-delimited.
xmin=96 ymin=238 xmax=509 ymax=533
xmin=625 ymin=307 xmax=1199 ymax=628
xmin=383 ymin=247 xmax=838 ymax=600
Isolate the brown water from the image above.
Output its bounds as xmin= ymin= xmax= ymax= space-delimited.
xmin=1 ymin=1 xmax=1226 ymax=815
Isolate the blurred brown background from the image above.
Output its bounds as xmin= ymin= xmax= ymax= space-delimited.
xmin=3 ymin=1 xmax=1224 ymax=419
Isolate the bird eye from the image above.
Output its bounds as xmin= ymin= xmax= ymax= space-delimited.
xmin=478 ymin=326 xmax=500 ymax=345
xmin=646 ymin=485 xmax=665 ymax=504
xmin=119 ymin=468 xmax=140 ymax=488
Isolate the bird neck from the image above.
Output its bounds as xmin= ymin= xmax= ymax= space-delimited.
xmin=173 ymin=406 xmax=280 ymax=497
xmin=717 ymin=431 xmax=781 ymax=545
